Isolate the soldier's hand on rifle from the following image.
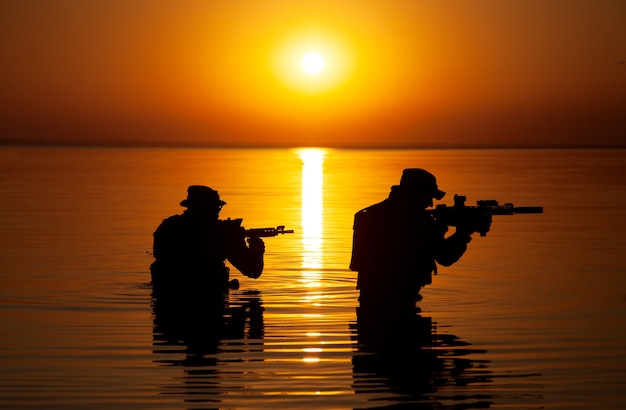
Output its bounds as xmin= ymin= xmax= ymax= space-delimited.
xmin=457 ymin=214 xmax=492 ymax=236
xmin=247 ymin=236 xmax=266 ymax=254
xmin=478 ymin=214 xmax=492 ymax=235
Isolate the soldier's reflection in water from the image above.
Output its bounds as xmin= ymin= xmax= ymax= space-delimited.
xmin=352 ymin=305 xmax=494 ymax=409
xmin=152 ymin=289 xmax=264 ymax=405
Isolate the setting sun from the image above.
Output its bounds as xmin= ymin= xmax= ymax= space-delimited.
xmin=267 ymin=27 xmax=356 ymax=99
xmin=301 ymin=52 xmax=325 ymax=75
xmin=1 ymin=2 xmax=624 ymax=148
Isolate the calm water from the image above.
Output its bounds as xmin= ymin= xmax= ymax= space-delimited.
xmin=0 ymin=146 xmax=625 ymax=409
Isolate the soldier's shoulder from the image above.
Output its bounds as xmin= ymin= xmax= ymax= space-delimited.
xmin=154 ymin=214 xmax=184 ymax=231
xmin=357 ymin=200 xmax=389 ymax=216
xmin=160 ymin=214 xmax=184 ymax=224
xmin=354 ymin=201 xmax=391 ymax=228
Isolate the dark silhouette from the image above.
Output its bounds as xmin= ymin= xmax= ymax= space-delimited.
xmin=150 ymin=185 xmax=265 ymax=301
xmin=349 ymin=168 xmax=491 ymax=311
xmin=430 ymin=194 xmax=542 ymax=236
xmin=152 ymin=289 xmax=265 ymax=405
xmin=152 ymin=289 xmax=265 ymax=355
xmin=149 ymin=185 xmax=267 ymax=406
xmin=352 ymin=305 xmax=496 ymax=409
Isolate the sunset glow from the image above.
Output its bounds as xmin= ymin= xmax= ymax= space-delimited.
xmin=269 ymin=28 xmax=355 ymax=98
xmin=0 ymin=2 xmax=624 ymax=148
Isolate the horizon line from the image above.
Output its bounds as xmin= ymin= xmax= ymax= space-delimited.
xmin=1 ymin=140 xmax=625 ymax=150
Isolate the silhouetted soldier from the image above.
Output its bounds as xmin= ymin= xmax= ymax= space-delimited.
xmin=350 ymin=169 xmax=490 ymax=314
xmin=150 ymin=185 xmax=265 ymax=301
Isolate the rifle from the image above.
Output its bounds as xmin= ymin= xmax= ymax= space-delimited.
xmin=225 ymin=218 xmax=294 ymax=238
xmin=245 ymin=225 xmax=295 ymax=238
xmin=429 ymin=194 xmax=543 ymax=236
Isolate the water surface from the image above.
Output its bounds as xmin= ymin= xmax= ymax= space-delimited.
xmin=0 ymin=147 xmax=625 ymax=409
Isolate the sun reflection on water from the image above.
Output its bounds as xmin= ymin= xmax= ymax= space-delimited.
xmin=297 ymin=148 xmax=325 ymax=274
xmin=296 ymin=148 xmax=327 ymax=365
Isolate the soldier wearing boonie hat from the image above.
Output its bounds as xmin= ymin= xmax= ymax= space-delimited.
xmin=350 ymin=168 xmax=489 ymax=320
xmin=397 ymin=168 xmax=446 ymax=200
xmin=150 ymin=185 xmax=265 ymax=299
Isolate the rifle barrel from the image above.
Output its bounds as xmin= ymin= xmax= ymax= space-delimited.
xmin=511 ymin=206 xmax=543 ymax=214
xmin=245 ymin=226 xmax=294 ymax=237
xmin=482 ymin=205 xmax=543 ymax=215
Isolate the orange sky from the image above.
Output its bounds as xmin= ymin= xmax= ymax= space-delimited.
xmin=1 ymin=1 xmax=625 ymax=148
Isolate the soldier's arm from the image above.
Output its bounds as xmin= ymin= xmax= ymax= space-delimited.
xmin=433 ymin=224 xmax=472 ymax=267
xmin=226 ymin=232 xmax=265 ymax=279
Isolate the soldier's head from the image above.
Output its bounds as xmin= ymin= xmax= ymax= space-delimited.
xmin=180 ymin=185 xmax=226 ymax=216
xmin=392 ymin=168 xmax=445 ymax=208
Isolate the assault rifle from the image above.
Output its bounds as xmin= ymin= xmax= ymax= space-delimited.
xmin=429 ymin=194 xmax=543 ymax=236
xmin=245 ymin=225 xmax=294 ymax=238
xmin=225 ymin=218 xmax=294 ymax=238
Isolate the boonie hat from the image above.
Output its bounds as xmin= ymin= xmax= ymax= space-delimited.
xmin=180 ymin=185 xmax=226 ymax=208
xmin=399 ymin=168 xmax=446 ymax=200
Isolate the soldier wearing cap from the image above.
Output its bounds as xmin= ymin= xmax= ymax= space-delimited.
xmin=150 ymin=185 xmax=265 ymax=299
xmin=350 ymin=169 xmax=490 ymax=313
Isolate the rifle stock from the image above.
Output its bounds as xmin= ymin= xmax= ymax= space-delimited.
xmin=429 ymin=194 xmax=543 ymax=236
